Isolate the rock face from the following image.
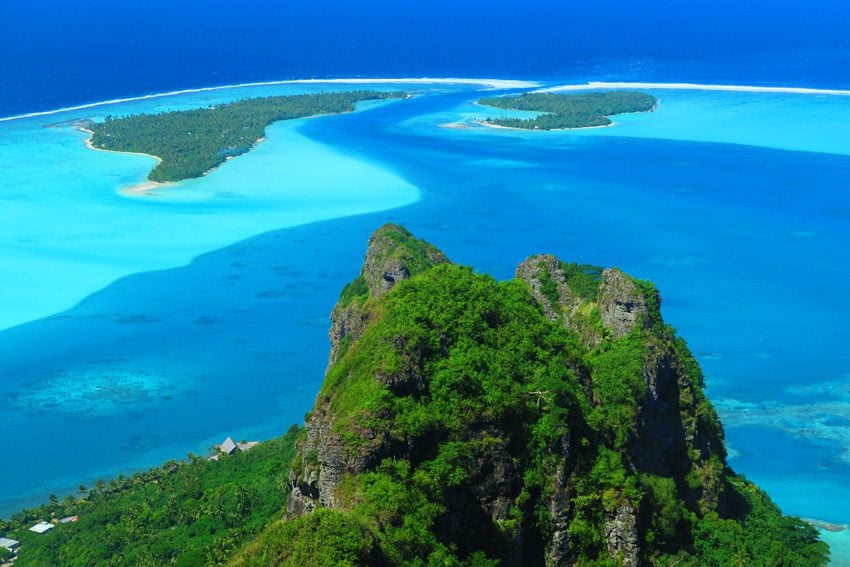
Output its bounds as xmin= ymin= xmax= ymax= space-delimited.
xmin=290 ymin=224 xmax=449 ymax=515
xmin=326 ymin=224 xmax=448 ymax=370
xmin=361 ymin=223 xmax=449 ymax=298
xmin=544 ymin=431 xmax=577 ymax=566
xmin=598 ymin=268 xmax=654 ymax=340
xmin=604 ymin=502 xmax=640 ymax=567
xmin=287 ymin=225 xmax=733 ymax=566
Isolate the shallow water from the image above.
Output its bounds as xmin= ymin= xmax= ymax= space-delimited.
xmin=1 ymin=82 xmax=849 ymax=564
xmin=0 ymin=84 xmax=421 ymax=330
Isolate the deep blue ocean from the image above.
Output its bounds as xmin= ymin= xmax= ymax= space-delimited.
xmin=3 ymin=0 xmax=850 ymax=118
xmin=2 ymin=0 xmax=850 ymax=562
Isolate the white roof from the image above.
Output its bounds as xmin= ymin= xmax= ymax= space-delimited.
xmin=219 ymin=437 xmax=237 ymax=454
xmin=236 ymin=441 xmax=259 ymax=452
xmin=0 ymin=537 xmax=19 ymax=549
xmin=29 ymin=521 xmax=54 ymax=533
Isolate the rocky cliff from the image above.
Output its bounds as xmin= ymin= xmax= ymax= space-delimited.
xmin=254 ymin=224 xmax=825 ymax=567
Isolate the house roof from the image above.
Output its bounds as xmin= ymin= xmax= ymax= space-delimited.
xmin=0 ymin=537 xmax=19 ymax=550
xmin=29 ymin=521 xmax=54 ymax=533
xmin=236 ymin=441 xmax=259 ymax=452
xmin=219 ymin=437 xmax=237 ymax=454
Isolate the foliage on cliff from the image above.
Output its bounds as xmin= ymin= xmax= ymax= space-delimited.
xmin=87 ymin=91 xmax=407 ymax=182
xmin=250 ymin=225 xmax=827 ymax=566
xmin=478 ymin=91 xmax=657 ymax=130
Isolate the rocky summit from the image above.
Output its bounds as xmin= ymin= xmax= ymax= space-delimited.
xmin=235 ymin=224 xmax=826 ymax=566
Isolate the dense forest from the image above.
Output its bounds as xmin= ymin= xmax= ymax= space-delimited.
xmin=1 ymin=225 xmax=829 ymax=566
xmin=86 ymin=91 xmax=407 ymax=182
xmin=2 ymin=428 xmax=299 ymax=566
xmin=477 ymin=91 xmax=657 ymax=130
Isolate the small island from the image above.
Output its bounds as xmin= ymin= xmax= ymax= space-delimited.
xmin=85 ymin=91 xmax=408 ymax=184
xmin=477 ymin=90 xmax=657 ymax=130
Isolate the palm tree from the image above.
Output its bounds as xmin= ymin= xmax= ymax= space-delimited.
xmin=731 ymin=549 xmax=749 ymax=567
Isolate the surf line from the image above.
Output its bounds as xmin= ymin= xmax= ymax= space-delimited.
xmin=536 ymin=81 xmax=850 ymax=96
xmin=0 ymin=78 xmax=540 ymax=123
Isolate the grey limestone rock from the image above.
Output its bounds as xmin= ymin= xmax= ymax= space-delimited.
xmin=327 ymin=223 xmax=449 ymax=370
xmin=515 ymin=254 xmax=604 ymax=348
xmin=361 ymin=223 xmax=448 ymax=298
xmin=598 ymin=268 xmax=654 ymax=339
xmin=604 ymin=502 xmax=641 ymax=567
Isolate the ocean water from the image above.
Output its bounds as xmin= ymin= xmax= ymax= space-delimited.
xmin=3 ymin=0 xmax=850 ymax=118
xmin=0 ymin=84 xmax=421 ymax=330
xmin=2 ymin=79 xmax=850 ymax=560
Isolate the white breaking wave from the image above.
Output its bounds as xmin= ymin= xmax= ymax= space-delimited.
xmin=536 ymin=81 xmax=850 ymax=96
xmin=0 ymin=77 xmax=539 ymax=123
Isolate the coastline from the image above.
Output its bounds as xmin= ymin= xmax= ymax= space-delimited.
xmin=75 ymin=96 xmax=399 ymax=195
xmin=80 ymin=126 xmax=163 ymax=165
xmin=0 ymin=77 xmax=539 ymax=124
xmin=804 ymin=518 xmax=849 ymax=533
xmin=471 ymin=118 xmax=617 ymax=132
xmin=78 ymin=126 xmax=170 ymax=196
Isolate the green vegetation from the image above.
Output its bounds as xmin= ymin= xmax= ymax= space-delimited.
xmin=337 ymin=275 xmax=369 ymax=309
xmin=559 ymin=260 xmax=604 ymax=301
xmin=2 ymin=226 xmax=829 ymax=566
xmin=87 ymin=91 xmax=407 ymax=182
xmin=3 ymin=427 xmax=299 ymax=566
xmin=270 ymin=225 xmax=827 ymax=566
xmin=477 ymin=91 xmax=657 ymax=130
xmin=235 ymin=509 xmax=378 ymax=566
xmin=661 ymin=476 xmax=829 ymax=566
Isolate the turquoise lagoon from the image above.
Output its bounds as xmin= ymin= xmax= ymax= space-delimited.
xmin=1 ymin=81 xmax=849 ymax=559
xmin=0 ymin=84 xmax=422 ymax=331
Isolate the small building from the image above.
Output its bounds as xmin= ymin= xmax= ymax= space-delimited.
xmin=29 ymin=521 xmax=53 ymax=534
xmin=217 ymin=437 xmax=237 ymax=455
xmin=59 ymin=516 xmax=78 ymax=524
xmin=0 ymin=537 xmax=19 ymax=551
xmin=213 ymin=436 xmax=259 ymax=457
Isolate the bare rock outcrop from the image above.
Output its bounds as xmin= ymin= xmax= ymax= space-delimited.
xmin=598 ymin=268 xmax=655 ymax=339
xmin=604 ymin=502 xmax=640 ymax=567
xmin=327 ymin=223 xmax=449 ymax=369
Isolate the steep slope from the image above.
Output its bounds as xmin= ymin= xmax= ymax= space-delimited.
xmin=3 ymin=224 xmax=826 ymax=567
xmin=235 ymin=224 xmax=827 ymax=566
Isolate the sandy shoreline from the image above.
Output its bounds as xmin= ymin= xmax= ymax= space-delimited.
xmin=77 ymin=126 xmax=170 ymax=196
xmin=803 ymin=517 xmax=849 ymax=532
xmin=470 ymin=119 xmax=616 ymax=132
xmin=81 ymin=128 xmax=163 ymax=166
xmin=82 ymin=132 xmax=271 ymax=196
